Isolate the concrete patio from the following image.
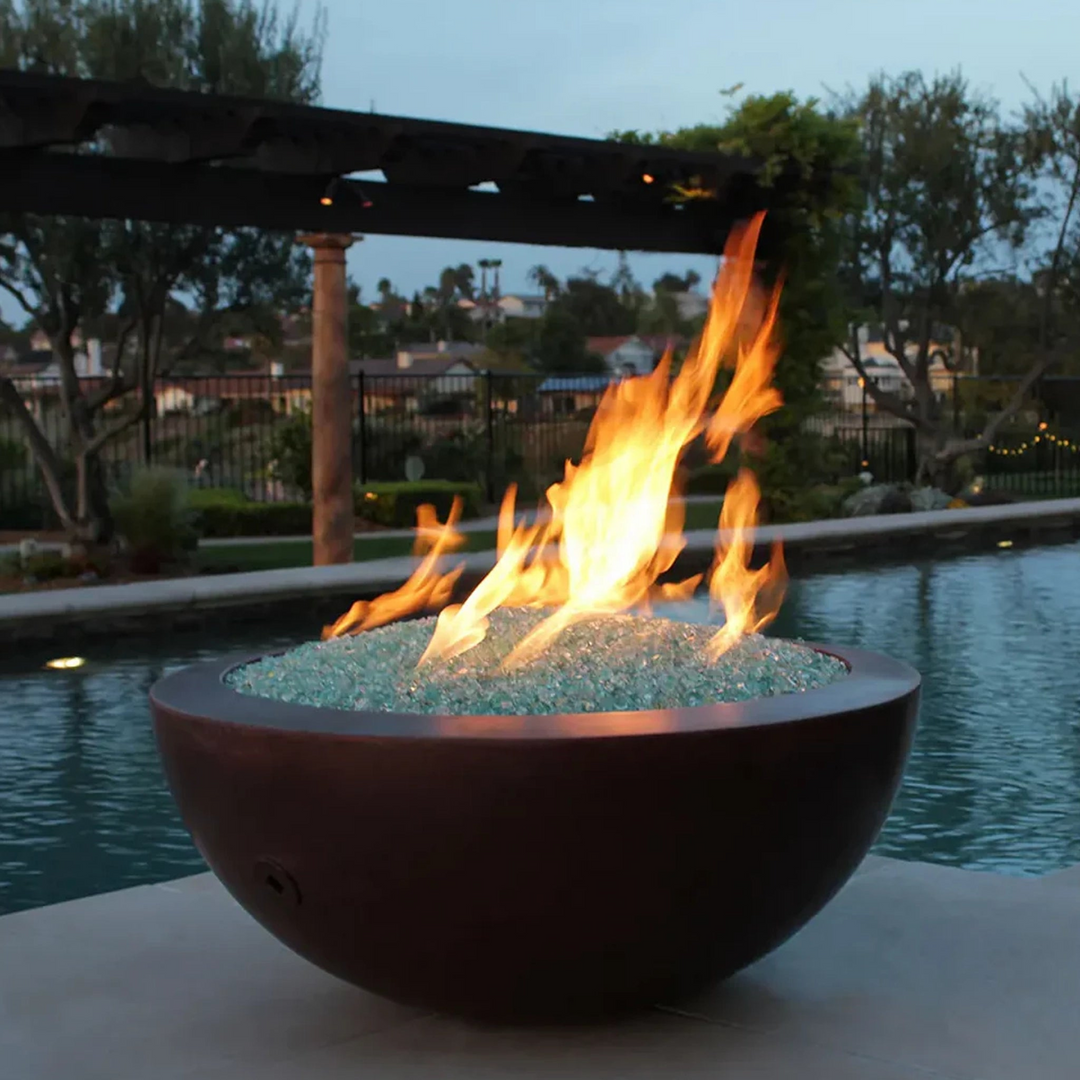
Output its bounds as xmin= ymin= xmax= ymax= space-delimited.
xmin=2 ymin=855 xmax=1077 ymax=1079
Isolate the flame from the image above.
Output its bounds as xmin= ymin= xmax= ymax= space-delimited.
xmin=320 ymin=500 xmax=467 ymax=640
xmin=707 ymin=469 xmax=787 ymax=659
xmin=326 ymin=212 xmax=787 ymax=666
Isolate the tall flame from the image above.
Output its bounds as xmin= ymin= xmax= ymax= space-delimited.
xmin=325 ymin=212 xmax=787 ymax=665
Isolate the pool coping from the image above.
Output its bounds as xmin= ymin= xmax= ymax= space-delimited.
xmin=2 ymin=496 xmax=1079 ymax=641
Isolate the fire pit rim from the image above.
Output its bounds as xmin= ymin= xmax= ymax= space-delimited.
xmin=149 ymin=642 xmax=919 ymax=742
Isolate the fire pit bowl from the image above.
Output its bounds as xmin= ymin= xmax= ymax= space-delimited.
xmin=150 ymin=642 xmax=918 ymax=1022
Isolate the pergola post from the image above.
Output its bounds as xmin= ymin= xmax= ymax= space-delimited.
xmin=296 ymin=232 xmax=357 ymax=566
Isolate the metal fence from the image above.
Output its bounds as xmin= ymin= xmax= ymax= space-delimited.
xmin=5 ymin=370 xmax=1080 ymax=529
xmin=0 ymin=372 xmax=618 ymax=528
xmin=817 ymin=371 xmax=1080 ymax=495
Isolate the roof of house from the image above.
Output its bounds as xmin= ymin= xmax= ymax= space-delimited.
xmin=394 ymin=341 xmax=486 ymax=358
xmin=585 ymin=335 xmax=639 ymax=356
xmin=349 ymin=356 xmax=478 ymax=378
xmin=637 ymin=334 xmax=688 ymax=355
xmin=499 ymin=293 xmax=547 ymax=305
xmin=1 ymin=350 xmax=55 ymax=377
xmin=538 ymin=375 xmax=619 ymax=393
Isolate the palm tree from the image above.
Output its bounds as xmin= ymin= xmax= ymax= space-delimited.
xmin=528 ymin=264 xmax=560 ymax=301
xmin=453 ymin=263 xmax=475 ymax=301
xmin=436 ymin=267 xmax=459 ymax=339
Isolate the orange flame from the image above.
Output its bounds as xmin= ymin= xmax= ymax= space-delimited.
xmin=326 ymin=212 xmax=787 ymax=665
xmin=321 ymin=500 xmax=466 ymax=640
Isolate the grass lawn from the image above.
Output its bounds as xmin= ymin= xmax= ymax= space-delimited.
xmin=683 ymin=500 xmax=725 ymax=531
xmin=195 ymin=530 xmax=499 ymax=574
xmin=195 ymin=499 xmax=729 ymax=574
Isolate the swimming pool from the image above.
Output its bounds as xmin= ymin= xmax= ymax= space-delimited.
xmin=2 ymin=541 xmax=1079 ymax=916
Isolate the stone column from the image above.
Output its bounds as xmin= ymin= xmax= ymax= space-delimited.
xmin=296 ymin=233 xmax=357 ymax=566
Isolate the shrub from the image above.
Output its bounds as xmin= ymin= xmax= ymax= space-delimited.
xmin=110 ymin=468 xmax=198 ymax=573
xmin=770 ymin=480 xmax=861 ymax=522
xmin=420 ymin=422 xmax=526 ymax=499
xmin=1 ymin=549 xmax=66 ymax=581
xmin=191 ymin=489 xmax=312 ymax=538
xmin=188 ymin=482 xmax=485 ymax=538
xmin=268 ymin=410 xmax=314 ymax=499
xmin=355 ymin=480 xmax=483 ymax=528
xmin=188 ymin=487 xmax=250 ymax=509
xmin=683 ymin=430 xmax=860 ymax=523
xmin=684 ymin=460 xmax=738 ymax=496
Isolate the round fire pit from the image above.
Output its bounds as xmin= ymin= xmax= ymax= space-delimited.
xmin=150 ymin=642 xmax=918 ymax=1022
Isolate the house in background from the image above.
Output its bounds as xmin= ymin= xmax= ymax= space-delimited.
xmin=537 ymin=375 xmax=617 ymax=417
xmin=820 ymin=328 xmax=955 ymax=411
xmin=349 ymin=351 xmax=479 ymax=413
xmin=19 ymin=329 xmax=107 ymax=379
xmin=459 ymin=293 xmax=549 ymax=325
xmin=586 ymin=335 xmax=659 ymax=376
xmin=495 ymin=294 xmax=548 ymax=320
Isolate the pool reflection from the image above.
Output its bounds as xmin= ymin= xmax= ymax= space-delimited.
xmin=2 ymin=541 xmax=1080 ymax=915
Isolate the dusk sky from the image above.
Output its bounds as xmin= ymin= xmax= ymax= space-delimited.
xmin=309 ymin=0 xmax=1069 ymax=301
xmin=2 ymin=0 xmax=1075 ymax=323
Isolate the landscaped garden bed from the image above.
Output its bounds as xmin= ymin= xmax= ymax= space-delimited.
xmin=0 ymin=474 xmax=489 ymax=594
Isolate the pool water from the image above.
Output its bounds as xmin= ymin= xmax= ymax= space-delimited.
xmin=2 ymin=541 xmax=1079 ymax=915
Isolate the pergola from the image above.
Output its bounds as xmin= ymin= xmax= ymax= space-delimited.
xmin=0 ymin=69 xmax=800 ymax=562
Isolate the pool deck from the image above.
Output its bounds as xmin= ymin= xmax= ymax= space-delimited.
xmin=2 ymin=855 xmax=1078 ymax=1079
xmin=2 ymin=496 xmax=1079 ymax=642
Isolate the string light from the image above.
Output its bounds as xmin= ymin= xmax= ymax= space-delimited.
xmin=985 ymin=427 xmax=1080 ymax=456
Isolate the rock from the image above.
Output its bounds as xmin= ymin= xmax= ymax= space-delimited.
xmin=909 ymin=487 xmax=953 ymax=512
xmin=878 ymin=487 xmax=913 ymax=514
xmin=843 ymin=483 xmax=911 ymax=516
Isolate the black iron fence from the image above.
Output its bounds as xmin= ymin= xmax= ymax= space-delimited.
xmin=817 ymin=371 xmax=1080 ymax=495
xmin=0 ymin=372 xmax=619 ymax=528
xmin=4 ymin=370 xmax=1080 ymax=529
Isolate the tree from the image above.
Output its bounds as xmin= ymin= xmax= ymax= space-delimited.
xmin=0 ymin=0 xmax=324 ymax=542
xmin=546 ymin=276 xmax=636 ymax=336
xmin=428 ymin=264 xmax=480 ymax=341
xmin=528 ymin=264 xmax=561 ymax=300
xmin=952 ymin=276 xmax=1046 ymax=375
xmin=533 ymin=308 xmax=606 ymax=374
xmin=346 ymin=281 xmax=393 ymax=359
xmin=616 ymin=91 xmax=862 ymax=416
xmin=612 ymin=92 xmax=866 ymax=519
xmin=652 ymin=270 xmax=701 ymax=293
xmin=637 ymin=288 xmax=690 ymax=339
xmin=835 ymin=71 xmax=1050 ymax=487
xmin=452 ymin=263 xmax=475 ymax=302
xmin=483 ymin=317 xmax=541 ymax=369
xmin=614 ymin=91 xmax=864 ymax=515
xmin=1023 ymin=79 xmax=1080 ymax=376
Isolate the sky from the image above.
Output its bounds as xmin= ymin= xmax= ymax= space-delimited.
xmin=3 ymin=0 xmax=1076 ymax=323
xmin=312 ymin=0 xmax=1070 ymax=302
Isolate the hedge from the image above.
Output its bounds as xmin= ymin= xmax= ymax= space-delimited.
xmin=355 ymin=480 xmax=483 ymax=528
xmin=189 ymin=481 xmax=484 ymax=538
